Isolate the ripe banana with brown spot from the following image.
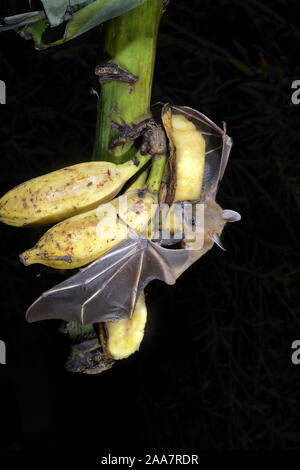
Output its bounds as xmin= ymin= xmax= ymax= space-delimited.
xmin=0 ymin=153 xmax=150 ymax=227
xmin=20 ymin=187 xmax=158 ymax=269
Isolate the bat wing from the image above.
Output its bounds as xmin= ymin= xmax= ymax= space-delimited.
xmin=79 ymin=239 xmax=191 ymax=323
xmin=26 ymin=234 xmax=190 ymax=325
xmin=170 ymin=105 xmax=233 ymax=200
xmin=139 ymin=240 xmax=190 ymax=287
xmin=26 ymin=236 xmax=142 ymax=324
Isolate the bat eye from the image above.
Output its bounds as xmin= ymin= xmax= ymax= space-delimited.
xmin=212 ymin=233 xmax=226 ymax=251
xmin=222 ymin=209 xmax=241 ymax=223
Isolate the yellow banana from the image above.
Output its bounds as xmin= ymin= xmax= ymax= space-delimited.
xmin=162 ymin=107 xmax=206 ymax=202
xmin=0 ymin=153 xmax=150 ymax=227
xmin=20 ymin=187 xmax=158 ymax=269
xmin=99 ymin=291 xmax=147 ymax=360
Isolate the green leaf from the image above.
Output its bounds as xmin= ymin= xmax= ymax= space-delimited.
xmin=41 ymin=0 xmax=94 ymax=27
xmin=0 ymin=11 xmax=46 ymax=32
xmin=6 ymin=0 xmax=148 ymax=49
xmin=24 ymin=19 xmax=49 ymax=47
xmin=65 ymin=0 xmax=148 ymax=40
xmin=24 ymin=19 xmax=66 ymax=49
xmin=40 ymin=0 xmax=69 ymax=27
xmin=3 ymin=11 xmax=45 ymax=25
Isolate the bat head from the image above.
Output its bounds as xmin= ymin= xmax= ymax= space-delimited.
xmin=183 ymin=199 xmax=241 ymax=252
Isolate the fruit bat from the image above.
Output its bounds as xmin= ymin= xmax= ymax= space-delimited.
xmin=25 ymin=105 xmax=240 ymax=325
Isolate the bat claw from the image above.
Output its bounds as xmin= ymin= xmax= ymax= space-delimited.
xmin=109 ymin=118 xmax=155 ymax=151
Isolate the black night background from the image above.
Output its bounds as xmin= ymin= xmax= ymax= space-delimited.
xmin=0 ymin=0 xmax=299 ymax=459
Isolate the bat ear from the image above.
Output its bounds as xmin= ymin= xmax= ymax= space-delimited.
xmin=222 ymin=209 xmax=241 ymax=223
xmin=212 ymin=233 xmax=226 ymax=251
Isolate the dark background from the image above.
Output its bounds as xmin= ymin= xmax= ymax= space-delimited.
xmin=0 ymin=0 xmax=299 ymax=456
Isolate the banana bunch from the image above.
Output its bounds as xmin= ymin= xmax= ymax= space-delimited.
xmin=0 ymin=150 xmax=155 ymax=359
xmin=1 ymin=105 xmax=239 ymax=364
xmin=0 ymin=152 xmax=153 ymax=360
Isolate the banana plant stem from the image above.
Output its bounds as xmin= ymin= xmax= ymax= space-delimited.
xmin=93 ymin=0 xmax=163 ymax=163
